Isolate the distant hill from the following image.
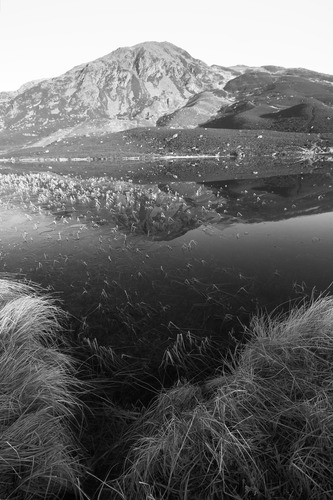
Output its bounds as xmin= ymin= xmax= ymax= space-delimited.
xmin=0 ymin=42 xmax=332 ymax=152
xmin=200 ymin=72 xmax=333 ymax=133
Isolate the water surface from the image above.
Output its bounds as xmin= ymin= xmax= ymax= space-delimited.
xmin=1 ymin=163 xmax=333 ymax=356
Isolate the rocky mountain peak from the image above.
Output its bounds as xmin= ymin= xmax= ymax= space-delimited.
xmin=0 ymin=41 xmax=235 ymax=146
xmin=108 ymin=41 xmax=194 ymax=65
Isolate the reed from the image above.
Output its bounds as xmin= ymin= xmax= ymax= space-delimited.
xmin=0 ymin=278 xmax=85 ymax=499
xmin=112 ymin=296 xmax=333 ymax=499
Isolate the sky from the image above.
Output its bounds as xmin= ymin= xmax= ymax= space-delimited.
xmin=0 ymin=0 xmax=331 ymax=92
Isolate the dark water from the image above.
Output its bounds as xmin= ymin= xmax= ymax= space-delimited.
xmin=1 ymin=163 xmax=333 ymax=357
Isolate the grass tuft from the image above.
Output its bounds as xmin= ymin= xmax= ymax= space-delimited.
xmin=0 ymin=278 xmax=85 ymax=499
xmin=110 ymin=296 xmax=333 ymax=499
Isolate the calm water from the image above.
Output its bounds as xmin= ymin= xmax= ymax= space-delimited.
xmin=1 ymin=163 xmax=333 ymax=356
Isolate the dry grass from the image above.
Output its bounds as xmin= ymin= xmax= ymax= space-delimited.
xmin=0 ymin=278 xmax=85 ymax=499
xmin=111 ymin=296 xmax=333 ymax=499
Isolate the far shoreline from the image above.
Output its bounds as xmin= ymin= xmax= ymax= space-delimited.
xmin=0 ymin=127 xmax=333 ymax=183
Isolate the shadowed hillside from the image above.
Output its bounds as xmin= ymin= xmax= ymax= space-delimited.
xmin=201 ymin=73 xmax=333 ymax=133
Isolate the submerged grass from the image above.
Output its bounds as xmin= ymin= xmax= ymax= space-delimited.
xmin=110 ymin=296 xmax=333 ymax=499
xmin=0 ymin=172 xmax=212 ymax=239
xmin=0 ymin=278 xmax=85 ymax=499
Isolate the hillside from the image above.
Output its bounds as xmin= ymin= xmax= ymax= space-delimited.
xmin=0 ymin=42 xmax=332 ymax=154
xmin=200 ymin=72 xmax=333 ymax=133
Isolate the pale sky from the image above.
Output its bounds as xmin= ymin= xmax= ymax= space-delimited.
xmin=0 ymin=0 xmax=331 ymax=92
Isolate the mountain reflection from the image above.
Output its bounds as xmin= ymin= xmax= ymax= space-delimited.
xmin=202 ymin=171 xmax=333 ymax=224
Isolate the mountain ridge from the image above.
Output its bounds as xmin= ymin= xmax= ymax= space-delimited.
xmin=0 ymin=41 xmax=332 ymax=152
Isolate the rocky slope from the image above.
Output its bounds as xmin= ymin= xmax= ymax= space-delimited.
xmin=0 ymin=42 xmax=236 ymax=149
xmin=156 ymin=89 xmax=232 ymax=128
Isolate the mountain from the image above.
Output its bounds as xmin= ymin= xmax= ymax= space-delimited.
xmin=0 ymin=91 xmax=15 ymax=104
xmin=0 ymin=42 xmax=236 ymax=149
xmin=0 ymin=42 xmax=332 ymax=153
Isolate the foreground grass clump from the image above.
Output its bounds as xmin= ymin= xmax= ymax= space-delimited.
xmin=114 ymin=297 xmax=333 ymax=499
xmin=0 ymin=279 xmax=85 ymax=499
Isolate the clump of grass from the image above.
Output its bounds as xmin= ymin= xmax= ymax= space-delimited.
xmin=0 ymin=278 xmax=85 ymax=499
xmin=0 ymin=172 xmax=212 ymax=239
xmin=160 ymin=330 xmax=230 ymax=383
xmin=294 ymin=143 xmax=333 ymax=163
xmin=112 ymin=296 xmax=333 ymax=499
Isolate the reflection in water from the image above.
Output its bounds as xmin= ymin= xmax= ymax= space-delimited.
xmin=202 ymin=171 xmax=333 ymax=222
xmin=1 ymin=168 xmax=333 ymax=356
